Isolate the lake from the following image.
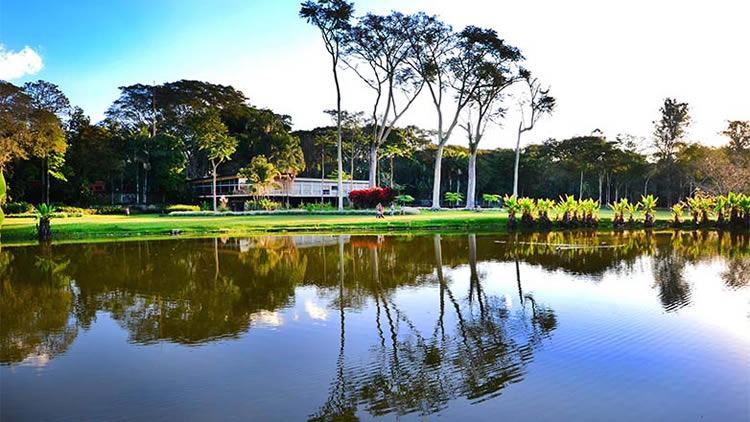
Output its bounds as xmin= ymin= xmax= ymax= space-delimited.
xmin=1 ymin=231 xmax=748 ymax=421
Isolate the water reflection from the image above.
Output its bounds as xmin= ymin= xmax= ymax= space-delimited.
xmin=0 ymin=230 xmax=748 ymax=419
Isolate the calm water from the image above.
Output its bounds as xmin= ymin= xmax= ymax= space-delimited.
xmin=1 ymin=231 xmax=748 ymax=421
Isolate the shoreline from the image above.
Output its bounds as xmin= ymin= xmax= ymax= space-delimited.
xmin=1 ymin=209 xmax=746 ymax=246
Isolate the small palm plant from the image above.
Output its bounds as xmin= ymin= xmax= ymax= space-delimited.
xmin=725 ymin=192 xmax=742 ymax=227
xmin=482 ymin=193 xmax=501 ymax=208
xmin=714 ymin=194 xmax=728 ymax=227
xmin=580 ymin=199 xmax=600 ymax=227
xmin=395 ymin=194 xmax=414 ymax=206
xmin=638 ymin=194 xmax=657 ymax=227
xmin=699 ymin=196 xmax=714 ymax=226
xmin=625 ymin=201 xmax=641 ymax=225
xmin=444 ymin=192 xmax=464 ymax=208
xmin=686 ymin=195 xmax=702 ymax=226
xmin=503 ymin=194 xmax=520 ymax=228
xmin=36 ymin=203 xmax=56 ymax=242
xmin=536 ymin=198 xmax=555 ymax=226
xmin=558 ymin=195 xmax=577 ymax=227
xmin=518 ymin=197 xmax=536 ymax=226
xmin=671 ymin=202 xmax=685 ymax=226
xmin=738 ymin=193 xmax=750 ymax=228
xmin=609 ymin=198 xmax=628 ymax=228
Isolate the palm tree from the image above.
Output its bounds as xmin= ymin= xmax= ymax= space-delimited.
xmin=239 ymin=156 xmax=281 ymax=205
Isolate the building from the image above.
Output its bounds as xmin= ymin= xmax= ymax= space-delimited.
xmin=189 ymin=175 xmax=369 ymax=208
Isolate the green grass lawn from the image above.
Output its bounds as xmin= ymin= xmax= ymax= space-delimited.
xmin=0 ymin=208 xmax=677 ymax=244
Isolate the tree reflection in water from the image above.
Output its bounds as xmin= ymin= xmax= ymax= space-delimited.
xmin=311 ymin=234 xmax=558 ymax=420
xmin=0 ymin=231 xmax=747 ymax=376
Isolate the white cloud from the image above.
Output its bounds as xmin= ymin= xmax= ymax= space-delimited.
xmin=0 ymin=45 xmax=43 ymax=80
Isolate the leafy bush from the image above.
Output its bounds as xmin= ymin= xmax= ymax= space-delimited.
xmin=300 ymin=202 xmax=335 ymax=212
xmin=348 ymin=187 xmax=395 ymax=209
xmin=56 ymin=206 xmax=92 ymax=215
xmin=3 ymin=201 xmax=34 ymax=214
xmin=245 ymin=198 xmax=281 ymax=211
xmin=94 ymin=205 xmax=127 ymax=215
xmin=444 ymin=192 xmax=464 ymax=208
xmin=395 ymin=194 xmax=415 ymax=206
xmin=482 ymin=193 xmax=501 ymax=207
xmin=165 ymin=204 xmax=200 ymax=212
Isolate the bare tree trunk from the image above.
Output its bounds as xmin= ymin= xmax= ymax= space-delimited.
xmin=390 ymin=156 xmax=394 ymax=188
xmin=350 ymin=147 xmax=355 ymax=192
xmin=321 ymin=150 xmax=325 ymax=204
xmin=598 ymin=174 xmax=603 ymax=205
xmin=143 ymin=164 xmax=148 ymax=205
xmin=466 ymin=149 xmax=477 ymax=209
xmin=212 ymin=163 xmax=217 ymax=211
xmin=513 ymin=123 xmax=522 ymax=197
xmin=135 ymin=160 xmax=140 ymax=205
xmin=431 ymin=144 xmax=445 ymax=209
xmin=579 ymin=170 xmax=584 ymax=199
xmin=332 ymin=55 xmax=344 ymax=211
xmin=368 ymin=144 xmax=378 ymax=188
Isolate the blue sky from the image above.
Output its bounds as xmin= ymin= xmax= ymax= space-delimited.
xmin=2 ymin=0 xmax=749 ymax=147
xmin=1 ymin=0 xmax=306 ymax=120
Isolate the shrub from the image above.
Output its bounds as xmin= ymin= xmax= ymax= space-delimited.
xmin=165 ymin=204 xmax=200 ymax=212
xmin=482 ymin=194 xmax=501 ymax=208
xmin=300 ymin=202 xmax=335 ymax=212
xmin=348 ymin=187 xmax=395 ymax=209
xmin=245 ymin=198 xmax=281 ymax=211
xmin=56 ymin=206 xmax=90 ymax=215
xmin=3 ymin=201 xmax=34 ymax=214
xmin=503 ymin=195 xmax=520 ymax=228
xmin=395 ymin=194 xmax=415 ymax=206
xmin=94 ymin=205 xmax=127 ymax=215
xmin=444 ymin=192 xmax=464 ymax=208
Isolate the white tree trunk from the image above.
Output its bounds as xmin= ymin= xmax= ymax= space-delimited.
xmin=431 ymin=144 xmax=445 ymax=209
xmin=513 ymin=125 xmax=522 ymax=197
xmin=337 ymin=128 xmax=343 ymax=210
xmin=465 ymin=150 xmax=477 ymax=209
xmin=368 ymin=144 xmax=378 ymax=188
xmin=212 ymin=166 xmax=217 ymax=211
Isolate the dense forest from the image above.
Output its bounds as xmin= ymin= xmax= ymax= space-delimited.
xmin=1 ymin=0 xmax=748 ymax=210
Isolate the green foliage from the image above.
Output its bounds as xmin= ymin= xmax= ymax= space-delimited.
xmin=395 ymin=194 xmax=415 ymax=205
xmin=239 ymin=155 xmax=281 ymax=198
xmin=3 ymin=202 xmax=35 ymax=214
xmin=482 ymin=193 xmax=501 ymax=207
xmin=300 ymin=202 xmax=335 ymax=212
xmin=244 ymin=198 xmax=281 ymax=211
xmin=165 ymin=204 xmax=200 ymax=212
xmin=503 ymin=195 xmax=520 ymax=215
xmin=0 ymin=172 xmax=5 ymax=227
xmin=35 ymin=203 xmax=57 ymax=219
xmin=94 ymin=205 xmax=128 ymax=215
xmin=444 ymin=192 xmax=464 ymax=207
xmin=671 ymin=202 xmax=685 ymax=223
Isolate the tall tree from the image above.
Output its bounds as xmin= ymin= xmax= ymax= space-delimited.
xmin=457 ymin=26 xmax=523 ymax=208
xmin=512 ymin=70 xmax=555 ymax=197
xmin=300 ymin=0 xmax=354 ymax=210
xmin=345 ymin=12 xmax=425 ymax=187
xmin=652 ymin=98 xmax=690 ymax=204
xmin=23 ymin=81 xmax=70 ymax=204
xmin=194 ymin=109 xmax=238 ymax=211
xmin=653 ymin=98 xmax=690 ymax=162
xmin=722 ymin=120 xmax=750 ymax=153
xmin=406 ymin=14 xmax=496 ymax=209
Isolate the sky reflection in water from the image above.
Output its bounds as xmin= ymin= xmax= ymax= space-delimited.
xmin=1 ymin=231 xmax=748 ymax=421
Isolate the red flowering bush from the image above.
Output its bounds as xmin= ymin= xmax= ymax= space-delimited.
xmin=348 ymin=187 xmax=396 ymax=209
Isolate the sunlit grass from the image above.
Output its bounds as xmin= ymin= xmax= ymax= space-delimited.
xmin=0 ymin=208 xmax=678 ymax=244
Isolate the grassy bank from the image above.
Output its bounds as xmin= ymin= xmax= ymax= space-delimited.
xmin=0 ymin=209 xmax=681 ymax=244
